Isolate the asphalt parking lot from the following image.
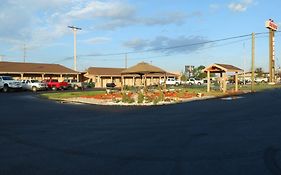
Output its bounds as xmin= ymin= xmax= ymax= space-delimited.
xmin=1 ymin=90 xmax=281 ymax=175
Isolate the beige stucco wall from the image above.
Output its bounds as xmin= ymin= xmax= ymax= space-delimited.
xmin=84 ymin=73 xmax=178 ymax=88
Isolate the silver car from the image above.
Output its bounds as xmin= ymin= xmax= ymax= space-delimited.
xmin=22 ymin=79 xmax=47 ymax=92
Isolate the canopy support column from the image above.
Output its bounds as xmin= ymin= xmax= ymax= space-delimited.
xmin=207 ymin=71 xmax=210 ymax=92
xmin=164 ymin=73 xmax=167 ymax=90
xmin=235 ymin=72 xmax=238 ymax=92
xmin=223 ymin=73 xmax=227 ymax=93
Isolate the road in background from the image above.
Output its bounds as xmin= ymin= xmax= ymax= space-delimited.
xmin=1 ymin=90 xmax=281 ymax=175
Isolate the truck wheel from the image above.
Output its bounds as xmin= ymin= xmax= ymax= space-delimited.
xmin=32 ymin=86 xmax=37 ymax=92
xmin=197 ymin=82 xmax=201 ymax=85
xmin=74 ymin=85 xmax=79 ymax=90
xmin=261 ymin=80 xmax=265 ymax=83
xmin=52 ymin=86 xmax=57 ymax=91
xmin=3 ymin=84 xmax=9 ymax=92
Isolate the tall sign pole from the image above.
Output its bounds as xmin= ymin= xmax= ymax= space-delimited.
xmin=265 ymin=19 xmax=278 ymax=84
xmin=251 ymin=33 xmax=255 ymax=92
xmin=68 ymin=26 xmax=82 ymax=71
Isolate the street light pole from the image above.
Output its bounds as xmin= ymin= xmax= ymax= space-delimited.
xmin=68 ymin=26 xmax=82 ymax=71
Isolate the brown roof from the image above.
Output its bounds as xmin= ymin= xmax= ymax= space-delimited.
xmin=0 ymin=61 xmax=78 ymax=74
xmin=215 ymin=63 xmax=243 ymax=71
xmin=121 ymin=62 xmax=166 ymax=75
xmin=86 ymin=66 xmax=177 ymax=77
xmin=204 ymin=63 xmax=242 ymax=73
xmin=87 ymin=67 xmax=125 ymax=76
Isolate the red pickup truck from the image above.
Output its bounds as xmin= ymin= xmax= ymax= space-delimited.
xmin=44 ymin=79 xmax=69 ymax=91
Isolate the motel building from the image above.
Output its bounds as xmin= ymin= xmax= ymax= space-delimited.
xmin=0 ymin=61 xmax=80 ymax=81
xmin=0 ymin=61 xmax=179 ymax=88
xmin=85 ymin=64 xmax=179 ymax=88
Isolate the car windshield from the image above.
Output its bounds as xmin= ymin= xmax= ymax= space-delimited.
xmin=2 ymin=76 xmax=14 ymax=80
xmin=31 ymin=80 xmax=39 ymax=83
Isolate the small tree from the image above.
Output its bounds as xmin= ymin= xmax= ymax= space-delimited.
xmin=180 ymin=72 xmax=188 ymax=81
xmin=193 ymin=65 xmax=206 ymax=79
xmin=255 ymin=67 xmax=264 ymax=77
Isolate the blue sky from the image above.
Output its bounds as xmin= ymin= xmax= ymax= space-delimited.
xmin=0 ymin=0 xmax=280 ymax=72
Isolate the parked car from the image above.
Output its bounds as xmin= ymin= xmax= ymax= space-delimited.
xmin=160 ymin=78 xmax=181 ymax=86
xmin=22 ymin=79 xmax=47 ymax=92
xmin=44 ymin=79 xmax=69 ymax=91
xmin=0 ymin=76 xmax=22 ymax=92
xmin=185 ymin=78 xmax=204 ymax=85
xmin=64 ymin=79 xmax=86 ymax=90
xmin=106 ymin=82 xmax=116 ymax=88
xmin=255 ymin=77 xmax=268 ymax=83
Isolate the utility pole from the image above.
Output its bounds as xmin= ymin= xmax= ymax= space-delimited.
xmin=251 ymin=32 xmax=255 ymax=92
xmin=68 ymin=26 xmax=82 ymax=71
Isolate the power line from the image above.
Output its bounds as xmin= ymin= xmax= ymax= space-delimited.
xmin=80 ymin=33 xmax=255 ymax=57
xmin=52 ymin=34 xmax=268 ymax=63
xmin=51 ymin=31 xmax=281 ymax=63
xmin=79 ymin=32 xmax=277 ymax=58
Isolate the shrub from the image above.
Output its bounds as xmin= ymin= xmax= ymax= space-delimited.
xmin=113 ymin=98 xmax=121 ymax=103
xmin=137 ymin=93 xmax=145 ymax=103
xmin=159 ymin=91 xmax=165 ymax=101
xmin=144 ymin=96 xmax=153 ymax=103
xmin=153 ymin=97 xmax=161 ymax=105
xmin=122 ymin=93 xmax=135 ymax=103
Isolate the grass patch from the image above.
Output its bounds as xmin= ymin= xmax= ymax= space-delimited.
xmin=169 ymin=83 xmax=281 ymax=96
xmin=40 ymin=91 xmax=105 ymax=100
xmin=228 ymin=83 xmax=281 ymax=92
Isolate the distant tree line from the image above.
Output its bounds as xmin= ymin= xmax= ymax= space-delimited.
xmin=181 ymin=65 xmax=208 ymax=81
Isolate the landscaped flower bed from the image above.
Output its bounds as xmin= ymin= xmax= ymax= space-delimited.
xmin=77 ymin=90 xmax=202 ymax=105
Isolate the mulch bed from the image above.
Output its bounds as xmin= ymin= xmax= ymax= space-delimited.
xmin=80 ymin=91 xmax=201 ymax=100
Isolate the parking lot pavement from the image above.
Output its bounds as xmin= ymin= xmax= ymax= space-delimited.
xmin=1 ymin=90 xmax=281 ymax=175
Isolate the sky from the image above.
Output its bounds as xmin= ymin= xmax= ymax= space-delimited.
xmin=0 ymin=0 xmax=281 ymax=72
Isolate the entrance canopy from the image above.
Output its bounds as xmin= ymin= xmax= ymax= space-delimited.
xmin=121 ymin=62 xmax=166 ymax=75
xmin=203 ymin=63 xmax=243 ymax=93
xmin=203 ymin=63 xmax=242 ymax=73
xmin=121 ymin=62 xmax=167 ymax=90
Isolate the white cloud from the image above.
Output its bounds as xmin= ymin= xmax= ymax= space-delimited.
xmin=0 ymin=0 xmax=193 ymax=50
xmin=66 ymin=1 xmax=136 ymax=19
xmin=0 ymin=0 xmax=74 ymax=48
xmin=228 ymin=0 xmax=254 ymax=12
xmin=81 ymin=37 xmax=111 ymax=44
xmin=97 ymin=12 xmax=197 ymax=30
xmin=209 ymin=4 xmax=220 ymax=12
xmin=123 ymin=38 xmax=149 ymax=51
xmin=123 ymin=36 xmax=209 ymax=54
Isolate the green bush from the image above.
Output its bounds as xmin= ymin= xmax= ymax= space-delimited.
xmin=122 ymin=93 xmax=135 ymax=103
xmin=153 ymin=97 xmax=161 ymax=105
xmin=86 ymin=82 xmax=95 ymax=88
xmin=144 ymin=96 xmax=153 ymax=103
xmin=137 ymin=93 xmax=145 ymax=103
xmin=159 ymin=91 xmax=165 ymax=101
xmin=124 ymin=85 xmax=137 ymax=91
